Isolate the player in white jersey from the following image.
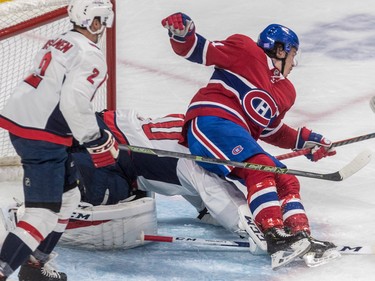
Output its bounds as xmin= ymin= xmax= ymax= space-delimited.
xmin=0 ymin=1 xmax=116 ymax=280
xmin=57 ymin=109 xmax=248 ymax=250
xmin=73 ymin=109 xmax=248 ymax=233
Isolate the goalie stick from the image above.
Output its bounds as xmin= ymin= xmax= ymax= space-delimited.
xmin=276 ymin=131 xmax=375 ymax=160
xmin=119 ymin=144 xmax=372 ymax=181
xmin=141 ymin=233 xmax=375 ymax=255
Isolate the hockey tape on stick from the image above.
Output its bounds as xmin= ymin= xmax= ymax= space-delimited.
xmin=141 ymin=233 xmax=375 ymax=255
xmin=119 ymin=144 xmax=371 ymax=181
xmin=276 ymin=131 xmax=375 ymax=160
xmin=276 ymin=148 xmax=311 ymax=160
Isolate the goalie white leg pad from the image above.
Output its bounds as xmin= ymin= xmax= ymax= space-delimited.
xmin=61 ymin=198 xmax=157 ymax=249
xmin=59 ymin=187 xmax=81 ymax=219
xmin=54 ymin=187 xmax=81 ymax=233
xmin=238 ymin=204 xmax=267 ymax=252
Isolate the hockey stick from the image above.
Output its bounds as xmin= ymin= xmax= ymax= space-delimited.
xmin=141 ymin=233 xmax=251 ymax=248
xmin=141 ymin=233 xmax=375 ymax=255
xmin=119 ymin=144 xmax=372 ymax=181
xmin=276 ymin=131 xmax=375 ymax=160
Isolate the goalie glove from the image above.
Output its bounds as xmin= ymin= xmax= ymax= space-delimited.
xmin=161 ymin=12 xmax=195 ymax=42
xmin=295 ymin=127 xmax=336 ymax=162
xmin=84 ymin=129 xmax=119 ymax=168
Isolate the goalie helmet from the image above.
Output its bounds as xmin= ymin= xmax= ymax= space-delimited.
xmin=68 ymin=0 xmax=114 ymax=35
xmin=257 ymin=24 xmax=299 ymax=54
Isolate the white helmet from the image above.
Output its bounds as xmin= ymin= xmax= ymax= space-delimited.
xmin=68 ymin=0 xmax=114 ymax=35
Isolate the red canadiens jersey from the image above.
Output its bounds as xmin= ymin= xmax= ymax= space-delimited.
xmin=0 ymin=30 xmax=108 ymax=146
xmin=169 ymin=33 xmax=297 ymax=147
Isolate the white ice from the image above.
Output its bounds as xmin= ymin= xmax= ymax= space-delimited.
xmin=1 ymin=0 xmax=375 ymax=280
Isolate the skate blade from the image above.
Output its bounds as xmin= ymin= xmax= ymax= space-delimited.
xmin=303 ymin=248 xmax=341 ymax=267
xmin=271 ymin=238 xmax=311 ymax=270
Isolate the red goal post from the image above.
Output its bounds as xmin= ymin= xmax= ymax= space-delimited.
xmin=0 ymin=0 xmax=117 ymax=177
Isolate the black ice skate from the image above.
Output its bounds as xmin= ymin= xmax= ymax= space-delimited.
xmin=302 ymin=236 xmax=341 ymax=267
xmin=265 ymin=227 xmax=311 ymax=270
xmin=18 ymin=255 xmax=67 ymax=281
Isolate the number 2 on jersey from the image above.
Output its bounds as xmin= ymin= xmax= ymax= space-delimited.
xmin=24 ymin=52 xmax=52 ymax=88
xmin=24 ymin=51 xmax=101 ymax=89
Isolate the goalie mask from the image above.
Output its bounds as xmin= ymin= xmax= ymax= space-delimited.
xmin=68 ymin=0 xmax=114 ymax=35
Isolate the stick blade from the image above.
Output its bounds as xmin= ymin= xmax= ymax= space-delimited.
xmin=338 ymin=148 xmax=372 ymax=180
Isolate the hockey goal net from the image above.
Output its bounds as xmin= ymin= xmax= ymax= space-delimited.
xmin=0 ymin=0 xmax=117 ymax=180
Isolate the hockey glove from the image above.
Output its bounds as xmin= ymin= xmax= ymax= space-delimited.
xmin=84 ymin=129 xmax=119 ymax=168
xmin=161 ymin=12 xmax=195 ymax=42
xmin=295 ymin=127 xmax=336 ymax=162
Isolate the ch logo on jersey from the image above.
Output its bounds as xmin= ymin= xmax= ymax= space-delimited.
xmin=232 ymin=145 xmax=244 ymax=155
xmin=242 ymin=89 xmax=278 ymax=128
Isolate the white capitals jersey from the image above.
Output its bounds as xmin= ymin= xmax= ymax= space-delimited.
xmin=101 ymin=109 xmax=248 ymax=233
xmin=0 ymin=30 xmax=107 ymax=146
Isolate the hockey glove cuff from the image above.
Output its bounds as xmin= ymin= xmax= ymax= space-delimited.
xmin=295 ymin=127 xmax=336 ymax=162
xmin=84 ymin=129 xmax=119 ymax=168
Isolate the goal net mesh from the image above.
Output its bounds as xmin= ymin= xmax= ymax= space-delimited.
xmin=0 ymin=0 xmax=114 ymax=180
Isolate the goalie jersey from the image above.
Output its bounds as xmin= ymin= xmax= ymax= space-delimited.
xmin=59 ymin=109 xmax=249 ymax=249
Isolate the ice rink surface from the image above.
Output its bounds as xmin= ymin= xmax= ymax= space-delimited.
xmin=1 ymin=0 xmax=375 ymax=280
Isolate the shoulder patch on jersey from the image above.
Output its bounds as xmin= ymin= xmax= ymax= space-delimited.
xmin=212 ymin=41 xmax=224 ymax=47
xmin=232 ymin=145 xmax=244 ymax=155
xmin=242 ymin=89 xmax=278 ymax=128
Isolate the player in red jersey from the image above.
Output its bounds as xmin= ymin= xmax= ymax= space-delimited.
xmin=162 ymin=12 xmax=339 ymax=269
